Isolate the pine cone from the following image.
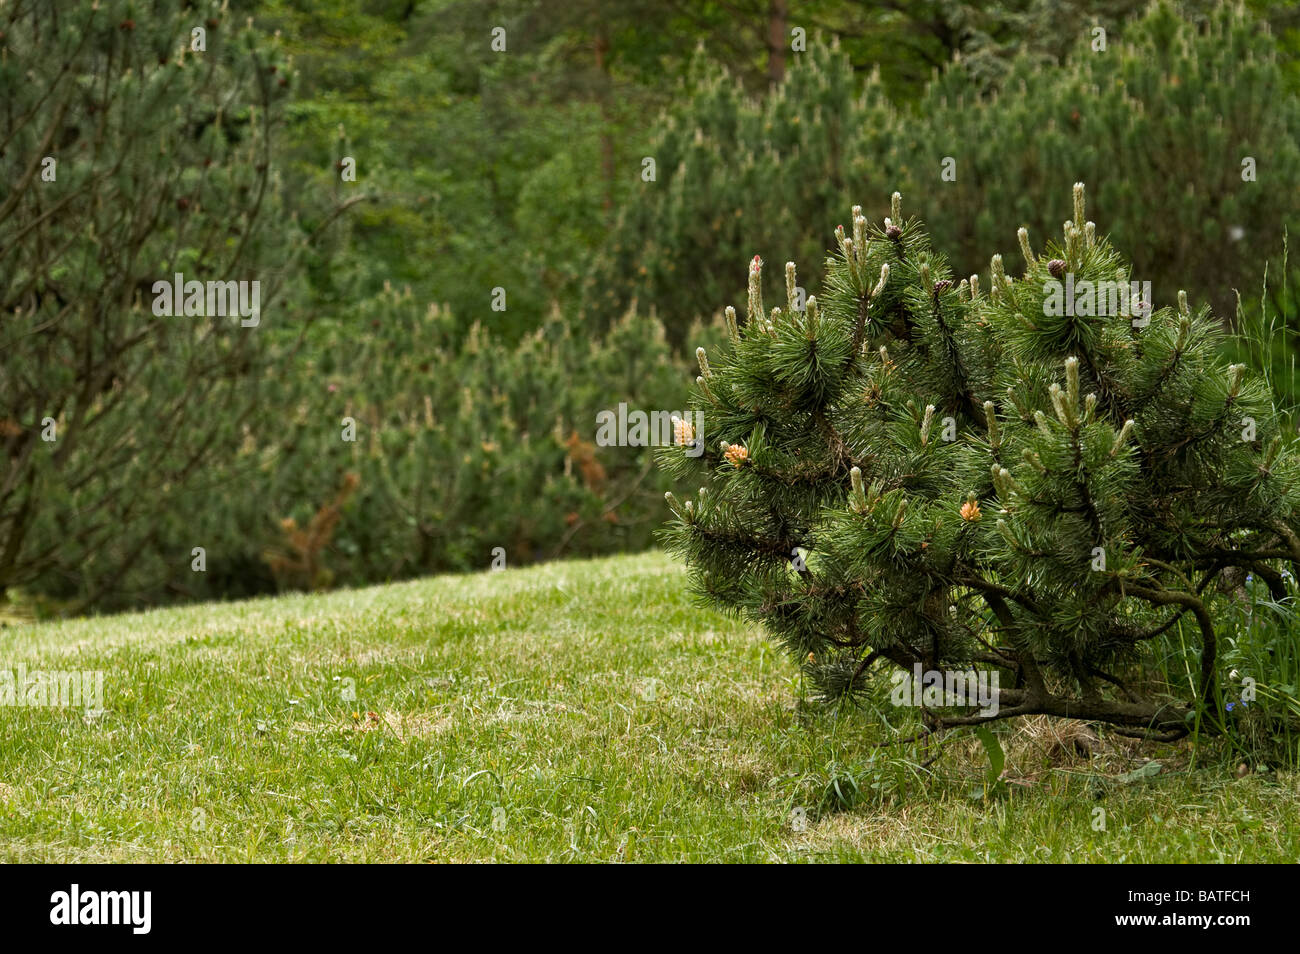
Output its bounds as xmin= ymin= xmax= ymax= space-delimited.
xmin=1047 ymin=259 xmax=1067 ymax=279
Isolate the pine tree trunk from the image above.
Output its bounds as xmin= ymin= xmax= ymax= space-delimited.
xmin=594 ymin=29 xmax=615 ymax=215
xmin=767 ymin=0 xmax=787 ymax=85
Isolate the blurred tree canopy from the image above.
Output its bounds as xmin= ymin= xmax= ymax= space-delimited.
xmin=0 ymin=0 xmax=316 ymax=607
xmin=5 ymin=0 xmax=1299 ymax=612
xmin=258 ymin=0 xmax=1300 ymax=343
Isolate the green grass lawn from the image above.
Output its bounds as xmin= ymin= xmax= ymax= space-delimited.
xmin=1 ymin=550 xmax=1296 ymax=862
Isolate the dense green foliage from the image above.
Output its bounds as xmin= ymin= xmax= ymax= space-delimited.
xmin=582 ymin=38 xmax=893 ymax=345
xmin=0 ymin=0 xmax=311 ymax=607
xmin=22 ymin=291 xmax=713 ymax=610
xmin=0 ymin=1 xmax=709 ymax=612
xmin=4 ymin=0 xmax=1300 ymax=616
xmin=265 ymin=0 xmax=1266 ymax=341
xmin=661 ymin=184 xmax=1300 ymax=737
xmin=590 ymin=2 xmax=1300 ymax=345
xmin=249 ymin=294 xmax=713 ymax=592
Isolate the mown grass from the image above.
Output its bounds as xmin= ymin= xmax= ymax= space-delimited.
xmin=1 ymin=550 xmax=1296 ymax=862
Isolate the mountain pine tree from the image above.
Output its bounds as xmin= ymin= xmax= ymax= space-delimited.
xmin=592 ymin=3 xmax=1299 ymax=351
xmin=0 ymin=1 xmax=307 ymax=608
xmin=660 ymin=184 xmax=1300 ymax=739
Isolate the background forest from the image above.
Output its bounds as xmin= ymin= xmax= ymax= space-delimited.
xmin=3 ymin=0 xmax=1300 ymax=614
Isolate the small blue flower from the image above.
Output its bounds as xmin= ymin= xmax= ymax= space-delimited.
xmin=1225 ymin=702 xmax=1236 ymax=711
